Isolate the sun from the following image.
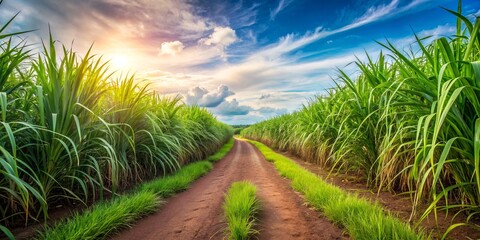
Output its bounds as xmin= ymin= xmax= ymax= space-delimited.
xmin=110 ymin=55 xmax=129 ymax=70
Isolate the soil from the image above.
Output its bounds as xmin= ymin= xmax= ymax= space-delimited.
xmin=110 ymin=139 xmax=348 ymax=240
xmin=4 ymin=202 xmax=84 ymax=240
xmin=279 ymin=151 xmax=480 ymax=240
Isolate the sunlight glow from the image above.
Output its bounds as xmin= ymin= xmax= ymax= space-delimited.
xmin=111 ymin=55 xmax=129 ymax=70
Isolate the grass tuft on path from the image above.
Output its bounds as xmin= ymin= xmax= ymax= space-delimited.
xmin=224 ymin=181 xmax=259 ymax=240
xmin=37 ymin=138 xmax=235 ymax=240
xmin=247 ymin=139 xmax=426 ymax=240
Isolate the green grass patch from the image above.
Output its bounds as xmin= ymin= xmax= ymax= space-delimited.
xmin=207 ymin=138 xmax=235 ymax=162
xmin=224 ymin=181 xmax=259 ymax=240
xmin=37 ymin=191 xmax=159 ymax=240
xmin=37 ymin=138 xmax=234 ymax=240
xmin=247 ymin=139 xmax=426 ymax=240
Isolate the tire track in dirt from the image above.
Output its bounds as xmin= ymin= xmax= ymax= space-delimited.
xmin=111 ymin=139 xmax=347 ymax=240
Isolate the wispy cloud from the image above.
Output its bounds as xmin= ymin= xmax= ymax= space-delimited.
xmin=246 ymin=0 xmax=423 ymax=63
xmin=353 ymin=0 xmax=400 ymax=26
xmin=270 ymin=0 xmax=294 ymax=20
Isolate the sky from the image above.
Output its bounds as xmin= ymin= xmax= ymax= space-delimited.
xmin=1 ymin=0 xmax=479 ymax=125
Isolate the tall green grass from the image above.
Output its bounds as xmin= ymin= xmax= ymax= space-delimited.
xmin=0 ymin=2 xmax=233 ymax=234
xmin=242 ymin=2 xmax=480 ymax=236
xmin=223 ymin=181 xmax=259 ymax=240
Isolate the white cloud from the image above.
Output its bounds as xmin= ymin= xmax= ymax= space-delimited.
xmin=213 ymin=50 xmax=357 ymax=91
xmin=151 ymin=27 xmax=240 ymax=69
xmin=354 ymin=0 xmax=399 ymax=25
xmin=185 ymin=85 xmax=234 ymax=107
xmin=214 ymin=99 xmax=252 ymax=115
xmin=159 ymin=41 xmax=185 ymax=55
xmin=255 ymin=27 xmax=326 ymax=59
xmin=201 ymin=26 xmax=238 ymax=47
xmin=270 ymin=0 xmax=294 ymax=20
xmin=404 ymin=0 xmax=429 ymax=9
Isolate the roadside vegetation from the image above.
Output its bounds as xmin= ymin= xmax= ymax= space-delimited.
xmin=139 ymin=161 xmax=213 ymax=197
xmin=0 ymin=5 xmax=233 ymax=237
xmin=37 ymin=191 xmax=159 ymax=240
xmin=207 ymin=138 xmax=235 ymax=162
xmin=242 ymin=3 xmax=480 ymax=236
xmin=231 ymin=125 xmax=250 ymax=135
xmin=223 ymin=181 xmax=259 ymax=240
xmin=247 ymin=140 xmax=424 ymax=240
xmin=37 ymin=137 xmax=235 ymax=240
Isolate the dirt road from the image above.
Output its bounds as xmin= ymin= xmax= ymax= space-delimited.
xmin=111 ymin=139 xmax=347 ymax=240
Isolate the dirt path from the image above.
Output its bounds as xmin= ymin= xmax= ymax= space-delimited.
xmin=111 ymin=139 xmax=347 ymax=240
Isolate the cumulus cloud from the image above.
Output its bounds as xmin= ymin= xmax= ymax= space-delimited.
xmin=185 ymin=85 xmax=234 ymax=107
xmin=201 ymin=26 xmax=238 ymax=47
xmin=214 ymin=99 xmax=252 ymax=115
xmin=160 ymin=41 xmax=185 ymax=55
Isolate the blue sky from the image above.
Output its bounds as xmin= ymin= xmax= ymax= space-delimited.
xmin=1 ymin=0 xmax=479 ymax=124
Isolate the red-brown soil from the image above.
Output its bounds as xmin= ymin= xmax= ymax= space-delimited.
xmin=111 ymin=139 xmax=348 ymax=240
xmin=4 ymin=202 xmax=84 ymax=240
xmin=279 ymin=151 xmax=480 ymax=240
